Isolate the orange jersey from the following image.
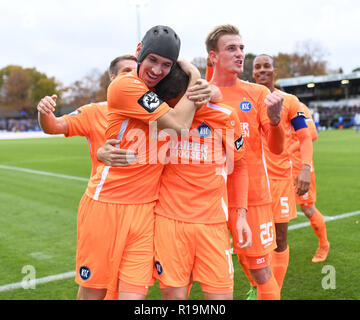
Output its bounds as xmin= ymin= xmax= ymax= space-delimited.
xmin=86 ymin=71 xmax=171 ymax=204
xmin=63 ymin=102 xmax=107 ymax=177
xmin=290 ymin=104 xmax=317 ymax=173
xmin=263 ymin=90 xmax=306 ymax=179
xmin=155 ymin=102 xmax=245 ymax=224
xmin=218 ymin=79 xmax=272 ymax=206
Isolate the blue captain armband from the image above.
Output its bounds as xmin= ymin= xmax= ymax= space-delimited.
xmin=291 ymin=115 xmax=308 ymax=131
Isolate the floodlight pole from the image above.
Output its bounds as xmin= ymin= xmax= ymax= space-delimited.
xmin=136 ymin=4 xmax=141 ymax=42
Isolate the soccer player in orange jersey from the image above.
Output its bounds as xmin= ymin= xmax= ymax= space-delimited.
xmin=148 ymin=64 xmax=252 ymax=300
xmin=75 ymin=25 xmax=214 ymax=300
xmin=252 ymin=54 xmax=313 ymax=294
xmin=37 ymin=55 xmax=138 ymax=177
xmin=98 ymin=64 xmax=243 ymax=300
xmin=205 ymin=25 xmax=285 ymax=300
xmin=37 ymin=55 xmax=140 ymax=300
xmin=288 ymin=103 xmax=330 ymax=263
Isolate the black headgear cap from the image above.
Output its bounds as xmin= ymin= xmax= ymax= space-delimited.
xmin=137 ymin=25 xmax=181 ymax=73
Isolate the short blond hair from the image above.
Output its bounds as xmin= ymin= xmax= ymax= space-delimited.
xmin=205 ymin=24 xmax=240 ymax=53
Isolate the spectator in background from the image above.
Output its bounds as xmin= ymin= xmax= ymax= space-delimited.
xmin=354 ymin=108 xmax=360 ymax=133
xmin=0 ymin=118 xmax=7 ymax=131
xmin=313 ymin=108 xmax=320 ymax=133
xmin=334 ymin=114 xmax=344 ymax=129
xmin=0 ymin=118 xmax=40 ymax=132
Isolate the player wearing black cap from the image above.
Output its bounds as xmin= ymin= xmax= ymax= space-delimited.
xmin=75 ymin=25 xmax=212 ymax=301
xmin=137 ymin=25 xmax=181 ymax=74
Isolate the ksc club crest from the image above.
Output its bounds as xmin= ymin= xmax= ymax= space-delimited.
xmin=197 ymin=123 xmax=211 ymax=138
xmin=79 ymin=266 xmax=91 ymax=281
xmin=240 ymin=101 xmax=252 ymax=112
xmin=138 ymin=91 xmax=163 ymax=113
xmin=154 ymin=261 xmax=163 ymax=276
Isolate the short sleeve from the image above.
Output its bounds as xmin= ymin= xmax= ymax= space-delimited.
xmin=288 ymin=95 xmax=306 ymax=122
xmin=107 ymin=74 xmax=171 ymax=123
xmin=63 ymin=104 xmax=92 ymax=137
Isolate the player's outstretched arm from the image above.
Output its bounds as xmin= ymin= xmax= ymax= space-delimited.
xmin=37 ymin=95 xmax=69 ymax=135
xmin=97 ymin=139 xmax=137 ymax=166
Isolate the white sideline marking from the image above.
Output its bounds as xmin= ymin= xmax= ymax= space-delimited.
xmin=0 ymin=131 xmax=64 ymax=140
xmin=289 ymin=210 xmax=360 ymax=230
xmin=29 ymin=252 xmax=53 ymax=260
xmin=0 ymin=164 xmax=359 ymax=293
xmin=0 ymin=165 xmax=88 ymax=182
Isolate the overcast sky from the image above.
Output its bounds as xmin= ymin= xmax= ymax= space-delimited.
xmin=1 ymin=0 xmax=359 ymax=86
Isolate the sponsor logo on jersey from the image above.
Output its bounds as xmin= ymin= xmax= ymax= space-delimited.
xmin=79 ymin=266 xmax=91 ymax=281
xmin=138 ymin=91 xmax=163 ymax=113
xmin=197 ymin=123 xmax=211 ymax=138
xmin=234 ymin=136 xmax=244 ymax=151
xmin=240 ymin=122 xmax=250 ymax=137
xmin=169 ymin=140 xmax=209 ymax=162
xmin=154 ymin=261 xmax=163 ymax=276
xmin=68 ymin=109 xmax=81 ymax=116
xmin=240 ymin=101 xmax=252 ymax=112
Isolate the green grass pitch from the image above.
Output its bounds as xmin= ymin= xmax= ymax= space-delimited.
xmin=0 ymin=129 xmax=359 ymax=300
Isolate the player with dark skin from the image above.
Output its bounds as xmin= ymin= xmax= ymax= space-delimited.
xmin=252 ymin=54 xmax=313 ymax=291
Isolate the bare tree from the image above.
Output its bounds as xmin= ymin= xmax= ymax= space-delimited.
xmin=274 ymin=40 xmax=329 ymax=79
xmin=191 ymin=57 xmax=207 ymax=79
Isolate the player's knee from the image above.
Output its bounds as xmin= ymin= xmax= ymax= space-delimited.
xmin=301 ymin=205 xmax=316 ymax=218
xmin=250 ymin=265 xmax=272 ymax=285
xmin=203 ymin=292 xmax=233 ymax=300
xmin=161 ymin=287 xmax=188 ymax=300
xmin=77 ymin=286 xmax=107 ymax=300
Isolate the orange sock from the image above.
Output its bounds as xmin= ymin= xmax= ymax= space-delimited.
xmin=309 ymin=209 xmax=329 ymax=247
xmin=271 ymin=246 xmax=289 ymax=290
xmin=257 ymin=275 xmax=280 ymax=300
xmin=237 ymin=254 xmax=257 ymax=287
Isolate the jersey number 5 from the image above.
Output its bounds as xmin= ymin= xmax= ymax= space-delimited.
xmin=280 ymin=197 xmax=289 ymax=214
